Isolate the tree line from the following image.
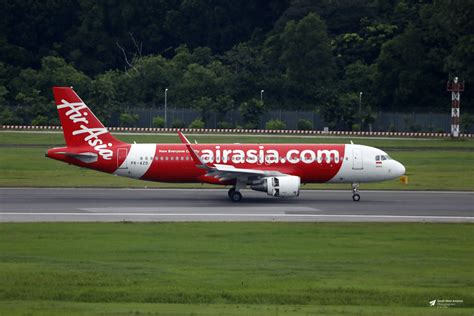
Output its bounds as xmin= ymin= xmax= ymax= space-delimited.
xmin=0 ymin=0 xmax=472 ymax=130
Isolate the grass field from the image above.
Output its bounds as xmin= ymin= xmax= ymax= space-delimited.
xmin=0 ymin=223 xmax=473 ymax=315
xmin=1 ymin=131 xmax=473 ymax=190
xmin=2 ymin=130 xmax=474 ymax=148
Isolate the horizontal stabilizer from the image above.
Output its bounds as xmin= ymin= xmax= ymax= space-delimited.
xmin=56 ymin=151 xmax=98 ymax=163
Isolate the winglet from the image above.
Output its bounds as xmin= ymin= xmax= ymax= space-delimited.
xmin=177 ymin=131 xmax=191 ymax=144
xmin=185 ymin=143 xmax=212 ymax=170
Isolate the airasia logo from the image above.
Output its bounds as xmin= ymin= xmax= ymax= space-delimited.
xmin=200 ymin=146 xmax=340 ymax=164
xmin=57 ymin=99 xmax=113 ymax=160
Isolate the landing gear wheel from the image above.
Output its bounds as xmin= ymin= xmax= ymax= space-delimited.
xmin=228 ymin=188 xmax=235 ymax=199
xmin=351 ymin=183 xmax=360 ymax=202
xmin=230 ymin=191 xmax=242 ymax=202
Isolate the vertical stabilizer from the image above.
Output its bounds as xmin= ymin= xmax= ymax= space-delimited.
xmin=52 ymin=87 xmax=123 ymax=150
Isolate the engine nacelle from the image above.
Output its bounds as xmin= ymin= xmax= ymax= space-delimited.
xmin=251 ymin=176 xmax=300 ymax=197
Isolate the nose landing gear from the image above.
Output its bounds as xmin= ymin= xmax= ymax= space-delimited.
xmin=352 ymin=183 xmax=360 ymax=202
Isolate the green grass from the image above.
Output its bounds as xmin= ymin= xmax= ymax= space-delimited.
xmin=2 ymin=130 xmax=474 ymax=149
xmin=1 ymin=301 xmax=472 ymax=315
xmin=1 ymin=131 xmax=473 ymax=189
xmin=0 ymin=223 xmax=473 ymax=315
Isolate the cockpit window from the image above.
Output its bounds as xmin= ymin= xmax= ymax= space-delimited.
xmin=375 ymin=155 xmax=380 ymax=161
xmin=380 ymin=155 xmax=391 ymax=161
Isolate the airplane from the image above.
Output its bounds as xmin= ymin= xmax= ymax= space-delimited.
xmin=46 ymin=87 xmax=406 ymax=202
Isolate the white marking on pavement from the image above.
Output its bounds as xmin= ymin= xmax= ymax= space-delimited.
xmin=1 ymin=212 xmax=473 ymax=221
xmin=81 ymin=207 xmax=320 ymax=213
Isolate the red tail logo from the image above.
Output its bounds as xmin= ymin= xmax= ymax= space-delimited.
xmin=53 ymin=87 xmax=122 ymax=160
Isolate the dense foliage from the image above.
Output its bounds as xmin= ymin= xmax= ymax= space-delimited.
xmin=1 ymin=0 xmax=472 ymax=127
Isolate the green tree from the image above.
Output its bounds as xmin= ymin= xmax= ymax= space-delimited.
xmin=31 ymin=115 xmax=49 ymax=126
xmin=265 ymin=119 xmax=286 ymax=130
xmin=376 ymin=24 xmax=430 ymax=111
xmin=278 ymin=12 xmax=334 ymax=89
xmin=319 ymin=91 xmax=356 ymax=130
xmin=192 ymin=97 xmax=214 ymax=124
xmin=178 ymin=63 xmax=218 ymax=104
xmin=152 ymin=116 xmax=165 ymax=128
xmin=171 ymin=119 xmax=185 ymax=128
xmin=119 ymin=113 xmax=139 ymax=127
xmin=222 ymin=43 xmax=265 ymax=104
xmin=9 ymin=56 xmax=91 ymax=123
xmin=239 ymin=98 xmax=265 ymax=129
xmin=297 ymin=119 xmax=312 ymax=130
xmin=0 ymin=107 xmax=22 ymax=125
xmin=214 ymin=95 xmax=235 ymax=122
xmin=189 ymin=118 xmax=205 ymax=128
xmin=119 ymin=55 xmax=176 ymax=107
xmin=89 ymin=70 xmax=122 ymax=124
xmin=263 ymin=12 xmax=335 ymax=109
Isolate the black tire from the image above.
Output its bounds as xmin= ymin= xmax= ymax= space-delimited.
xmin=352 ymin=193 xmax=360 ymax=202
xmin=230 ymin=191 xmax=242 ymax=202
xmin=228 ymin=188 xmax=235 ymax=199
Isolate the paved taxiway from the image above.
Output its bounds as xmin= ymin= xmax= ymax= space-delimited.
xmin=1 ymin=188 xmax=473 ymax=222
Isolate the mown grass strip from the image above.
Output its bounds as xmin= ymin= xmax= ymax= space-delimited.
xmin=0 ymin=300 xmax=471 ymax=315
xmin=0 ymin=223 xmax=472 ymax=311
xmin=1 ymin=131 xmax=474 ymax=149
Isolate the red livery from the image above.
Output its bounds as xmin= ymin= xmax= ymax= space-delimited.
xmin=47 ymin=87 xmax=406 ymax=201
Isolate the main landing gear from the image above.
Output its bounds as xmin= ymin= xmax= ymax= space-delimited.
xmin=352 ymin=183 xmax=361 ymax=202
xmin=228 ymin=179 xmax=245 ymax=202
xmin=228 ymin=188 xmax=242 ymax=202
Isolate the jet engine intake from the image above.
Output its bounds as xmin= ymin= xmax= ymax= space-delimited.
xmin=251 ymin=175 xmax=300 ymax=197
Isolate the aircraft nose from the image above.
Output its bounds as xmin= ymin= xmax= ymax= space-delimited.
xmin=395 ymin=161 xmax=406 ymax=177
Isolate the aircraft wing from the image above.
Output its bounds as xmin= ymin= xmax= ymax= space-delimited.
xmin=178 ymin=131 xmax=282 ymax=182
xmin=205 ymin=164 xmax=283 ymax=182
xmin=177 ymin=131 xmax=191 ymax=144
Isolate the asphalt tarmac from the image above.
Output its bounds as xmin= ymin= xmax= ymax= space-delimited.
xmin=0 ymin=188 xmax=473 ymax=222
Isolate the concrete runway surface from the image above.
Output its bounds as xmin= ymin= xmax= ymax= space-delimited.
xmin=0 ymin=188 xmax=473 ymax=222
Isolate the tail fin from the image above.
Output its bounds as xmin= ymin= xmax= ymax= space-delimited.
xmin=52 ymin=87 xmax=123 ymax=149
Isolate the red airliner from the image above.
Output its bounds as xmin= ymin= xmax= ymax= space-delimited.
xmin=46 ymin=87 xmax=406 ymax=202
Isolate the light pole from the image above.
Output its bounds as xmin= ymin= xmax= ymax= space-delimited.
xmin=359 ymin=91 xmax=363 ymax=128
xmin=164 ymin=88 xmax=168 ymax=128
xmin=260 ymin=89 xmax=264 ymax=102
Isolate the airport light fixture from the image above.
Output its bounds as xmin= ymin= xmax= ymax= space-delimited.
xmin=165 ymin=88 xmax=168 ymax=128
